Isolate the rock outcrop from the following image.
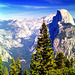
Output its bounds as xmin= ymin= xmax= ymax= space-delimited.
xmin=48 ymin=9 xmax=75 ymax=59
xmin=58 ymin=9 xmax=74 ymax=25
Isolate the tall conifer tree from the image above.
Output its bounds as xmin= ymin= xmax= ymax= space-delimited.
xmin=24 ymin=68 xmax=29 ymax=75
xmin=9 ymin=57 xmax=18 ymax=75
xmin=55 ymin=52 xmax=65 ymax=69
xmin=16 ymin=58 xmax=22 ymax=75
xmin=30 ymin=18 xmax=55 ymax=75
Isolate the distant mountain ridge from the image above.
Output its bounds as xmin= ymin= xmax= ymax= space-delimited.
xmin=0 ymin=9 xmax=75 ymax=71
xmin=0 ymin=13 xmax=55 ymax=62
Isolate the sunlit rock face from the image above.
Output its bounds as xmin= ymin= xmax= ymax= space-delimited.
xmin=52 ymin=9 xmax=75 ymax=59
xmin=59 ymin=9 xmax=74 ymax=25
xmin=54 ymin=26 xmax=75 ymax=59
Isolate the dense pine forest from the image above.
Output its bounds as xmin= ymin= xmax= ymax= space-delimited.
xmin=0 ymin=18 xmax=75 ymax=75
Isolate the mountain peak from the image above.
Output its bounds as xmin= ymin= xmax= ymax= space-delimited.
xmin=57 ymin=9 xmax=74 ymax=25
xmin=45 ymin=13 xmax=56 ymax=24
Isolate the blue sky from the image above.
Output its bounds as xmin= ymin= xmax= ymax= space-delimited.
xmin=0 ymin=0 xmax=75 ymax=20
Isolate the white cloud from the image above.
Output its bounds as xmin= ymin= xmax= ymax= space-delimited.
xmin=23 ymin=5 xmax=51 ymax=9
xmin=0 ymin=4 xmax=51 ymax=9
xmin=0 ymin=5 xmax=8 ymax=8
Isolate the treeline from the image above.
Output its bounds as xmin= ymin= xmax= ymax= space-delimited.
xmin=0 ymin=19 xmax=75 ymax=75
xmin=0 ymin=53 xmax=75 ymax=75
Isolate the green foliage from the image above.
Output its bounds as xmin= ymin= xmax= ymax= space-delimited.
xmin=70 ymin=58 xmax=74 ymax=68
xmin=16 ymin=58 xmax=22 ymax=75
xmin=60 ymin=68 xmax=75 ymax=75
xmin=48 ymin=68 xmax=75 ymax=75
xmin=55 ymin=52 xmax=66 ymax=69
xmin=0 ymin=54 xmax=3 ymax=75
xmin=30 ymin=53 xmax=40 ymax=75
xmin=24 ymin=69 xmax=29 ymax=75
xmin=67 ymin=68 xmax=75 ymax=75
xmin=65 ymin=59 xmax=71 ymax=68
xmin=30 ymin=19 xmax=55 ymax=75
xmin=10 ymin=57 xmax=22 ymax=75
xmin=9 ymin=57 xmax=18 ymax=75
xmin=4 ymin=66 xmax=9 ymax=75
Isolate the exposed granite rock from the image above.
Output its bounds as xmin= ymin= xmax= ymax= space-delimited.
xmin=54 ymin=25 xmax=75 ymax=59
xmin=58 ymin=9 xmax=74 ymax=25
xmin=0 ymin=46 xmax=12 ymax=62
xmin=52 ymin=9 xmax=75 ymax=60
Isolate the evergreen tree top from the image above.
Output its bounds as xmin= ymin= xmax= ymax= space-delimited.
xmin=30 ymin=18 xmax=55 ymax=75
xmin=43 ymin=17 xmax=45 ymax=23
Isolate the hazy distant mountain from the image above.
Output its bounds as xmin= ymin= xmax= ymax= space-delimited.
xmin=0 ymin=9 xmax=75 ymax=71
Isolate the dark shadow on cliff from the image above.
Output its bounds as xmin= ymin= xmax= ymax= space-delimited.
xmin=47 ymin=10 xmax=62 ymax=43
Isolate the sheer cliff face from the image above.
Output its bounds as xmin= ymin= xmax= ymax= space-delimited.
xmin=52 ymin=9 xmax=75 ymax=59
xmin=58 ymin=9 xmax=74 ymax=25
